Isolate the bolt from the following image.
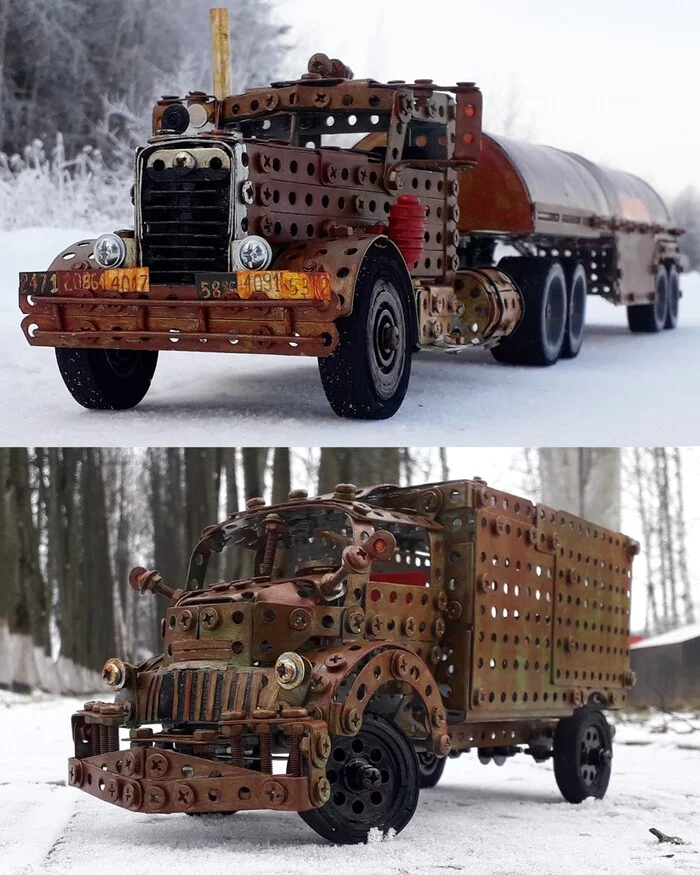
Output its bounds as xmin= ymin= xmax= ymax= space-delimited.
xmin=565 ymin=636 xmax=575 ymax=653
xmin=147 ymin=786 xmax=166 ymax=810
xmin=473 ymin=687 xmax=486 ymax=706
xmin=68 ymin=761 xmax=82 ymax=787
xmin=429 ymin=646 xmax=441 ymax=665
xmin=437 ymin=734 xmax=452 ymax=756
xmin=392 ymin=652 xmax=410 ymax=679
xmin=477 ymin=574 xmax=491 ymax=594
xmin=174 ymin=783 xmax=195 ymax=809
xmin=260 ymin=216 xmax=275 ymax=237
xmin=288 ymin=488 xmax=308 ymax=500
xmin=177 ymin=610 xmax=193 ymax=632
xmin=289 ymin=609 xmax=311 ymax=632
xmin=567 ymin=568 xmax=578 ymax=585
xmin=446 ymin=600 xmax=463 ymax=621
xmin=345 ymin=607 xmax=364 ymax=634
xmin=147 ymin=753 xmax=168 ymax=777
xmin=433 ymin=618 xmax=446 ymax=639
xmin=201 ymin=608 xmax=219 ymax=630
xmin=122 ymin=752 xmax=136 ymax=776
xmin=432 ymin=707 xmax=446 ymax=728
xmin=369 ymin=616 xmax=384 ymax=636
xmin=316 ymin=733 xmax=331 ymax=760
xmin=315 ymin=777 xmax=331 ymax=805
xmin=357 ymin=167 xmax=368 ymax=184
xmin=403 ymin=617 xmax=416 ymax=637
xmin=246 ymin=496 xmax=266 ymax=510
xmin=260 ymin=184 xmax=274 ymax=205
xmin=314 ymin=91 xmax=328 ymax=106
xmin=107 ymin=779 xmax=119 ymax=800
xmin=260 ymin=152 xmax=272 ymax=171
xmin=354 ymin=196 xmax=366 ymax=213
xmin=343 ymin=708 xmax=362 ymax=734
xmin=325 ymin=653 xmax=346 ymax=670
xmin=310 ymin=673 xmax=330 ymax=692
xmin=435 ymin=591 xmax=448 ymax=611
xmin=264 ymin=92 xmax=277 ymax=109
xmin=262 ymin=780 xmax=286 ymax=807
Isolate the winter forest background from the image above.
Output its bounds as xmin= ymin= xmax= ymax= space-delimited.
xmin=0 ymin=447 xmax=697 ymax=694
xmin=0 ymin=0 xmax=699 ymax=268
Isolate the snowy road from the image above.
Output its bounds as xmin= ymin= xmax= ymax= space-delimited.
xmin=2 ymin=693 xmax=699 ymax=875
xmin=2 ymin=229 xmax=699 ymax=447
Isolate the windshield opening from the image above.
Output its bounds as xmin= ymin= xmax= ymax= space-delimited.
xmin=227 ymin=110 xmax=390 ymax=149
xmin=217 ymin=507 xmax=357 ymax=582
xmin=369 ymin=522 xmax=432 ymax=587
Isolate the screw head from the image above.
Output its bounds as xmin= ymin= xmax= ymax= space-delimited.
xmin=146 ymin=753 xmax=169 ymax=777
xmin=201 ymin=607 xmax=219 ymax=630
xmin=262 ymin=780 xmax=286 ymax=807
xmin=122 ymin=752 xmax=137 ymax=777
xmin=289 ymin=608 xmax=312 ymax=632
xmin=173 ymin=782 xmax=195 ymax=810
xmin=146 ymin=785 xmax=166 ymax=811
xmin=68 ymin=760 xmax=83 ymax=787
xmin=315 ymin=777 xmax=331 ymax=805
xmin=391 ymin=651 xmax=410 ymax=679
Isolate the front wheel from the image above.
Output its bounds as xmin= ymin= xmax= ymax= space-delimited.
xmin=553 ymin=708 xmax=612 ymax=803
xmin=299 ymin=714 xmax=420 ymax=844
xmin=318 ymin=247 xmax=412 ymax=420
xmin=56 ymin=348 xmax=158 ymax=410
xmin=417 ymin=751 xmax=446 ymax=788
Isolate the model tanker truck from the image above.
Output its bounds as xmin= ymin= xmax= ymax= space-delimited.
xmin=19 ymin=9 xmax=683 ymax=418
xmin=69 ymin=477 xmax=637 ymax=844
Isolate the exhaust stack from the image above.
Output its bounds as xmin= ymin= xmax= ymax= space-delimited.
xmin=210 ymin=7 xmax=232 ymax=100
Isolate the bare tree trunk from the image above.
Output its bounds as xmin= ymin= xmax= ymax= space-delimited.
xmin=271 ymin=448 xmax=291 ymax=504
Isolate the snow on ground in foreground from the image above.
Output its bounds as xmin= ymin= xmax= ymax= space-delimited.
xmin=2 ymin=228 xmax=700 ymax=446
xmin=1 ymin=693 xmax=699 ymax=875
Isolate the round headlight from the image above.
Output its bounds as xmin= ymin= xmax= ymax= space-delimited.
xmin=102 ymin=658 xmax=126 ymax=690
xmin=94 ymin=233 xmax=126 ymax=269
xmin=233 ymin=236 xmax=273 ymax=271
xmin=161 ymin=103 xmax=190 ymax=134
xmin=274 ymin=652 xmax=306 ymax=690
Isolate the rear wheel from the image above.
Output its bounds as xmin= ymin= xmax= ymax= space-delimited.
xmin=299 ymin=714 xmax=419 ymax=844
xmin=417 ymin=751 xmax=446 ymax=789
xmin=318 ymin=248 xmax=413 ymax=420
xmin=627 ymin=267 xmax=668 ymax=333
xmin=561 ymin=262 xmax=587 ymax=358
xmin=491 ymin=257 xmax=568 ymax=366
xmin=553 ymin=708 xmax=612 ymax=803
xmin=56 ymin=348 xmax=158 ymax=410
xmin=665 ymin=265 xmax=680 ymax=330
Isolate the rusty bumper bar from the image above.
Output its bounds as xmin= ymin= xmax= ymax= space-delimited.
xmin=19 ymin=269 xmax=340 ymax=357
xmin=69 ymin=711 xmax=331 ymax=814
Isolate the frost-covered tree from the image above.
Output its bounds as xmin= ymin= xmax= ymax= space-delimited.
xmin=672 ymin=186 xmax=700 ymax=272
xmin=0 ymin=0 xmax=289 ymax=162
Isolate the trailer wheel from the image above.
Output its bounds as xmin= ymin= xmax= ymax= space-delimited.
xmin=561 ymin=262 xmax=587 ymax=359
xmin=318 ymin=248 xmax=413 ymax=420
xmin=299 ymin=714 xmax=419 ymax=844
xmin=553 ymin=708 xmax=612 ymax=804
xmin=491 ymin=257 xmax=568 ymax=366
xmin=417 ymin=751 xmax=446 ymax=788
xmin=627 ymin=267 xmax=668 ymax=333
xmin=55 ymin=348 xmax=158 ymax=410
xmin=665 ymin=265 xmax=680 ymax=330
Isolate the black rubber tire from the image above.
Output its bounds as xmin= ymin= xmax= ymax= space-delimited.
xmin=318 ymin=247 xmax=413 ymax=420
xmin=55 ymin=348 xmax=158 ymax=410
xmin=561 ymin=262 xmax=587 ymax=359
xmin=665 ymin=264 xmax=680 ymax=330
xmin=417 ymin=751 xmax=446 ymax=789
xmin=627 ymin=267 xmax=668 ymax=333
xmin=299 ymin=714 xmax=420 ymax=844
xmin=491 ymin=257 xmax=568 ymax=366
xmin=553 ymin=708 xmax=612 ymax=804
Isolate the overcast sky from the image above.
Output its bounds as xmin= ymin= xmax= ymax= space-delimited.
xmin=277 ymin=0 xmax=698 ymax=200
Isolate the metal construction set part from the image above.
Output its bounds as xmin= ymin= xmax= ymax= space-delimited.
xmin=68 ymin=477 xmax=638 ymax=843
xmin=17 ymin=8 xmax=683 ymax=419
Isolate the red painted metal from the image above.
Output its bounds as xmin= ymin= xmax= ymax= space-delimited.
xmin=388 ymin=195 xmax=428 ymax=268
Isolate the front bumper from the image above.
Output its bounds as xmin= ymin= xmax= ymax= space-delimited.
xmin=69 ymin=704 xmax=331 ymax=814
xmin=19 ymin=268 xmax=339 ymax=357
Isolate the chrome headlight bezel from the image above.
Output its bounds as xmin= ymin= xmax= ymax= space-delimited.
xmin=94 ymin=233 xmax=127 ymax=269
xmin=102 ymin=658 xmax=126 ymax=690
xmin=232 ymin=235 xmax=273 ymax=271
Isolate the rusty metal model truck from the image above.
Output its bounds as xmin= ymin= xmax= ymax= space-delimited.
xmin=69 ymin=477 xmax=637 ymax=844
xmin=20 ymin=8 xmax=683 ymax=418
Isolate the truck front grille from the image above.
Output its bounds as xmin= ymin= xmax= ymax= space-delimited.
xmin=140 ymin=163 xmax=231 ymax=286
xmin=154 ymin=668 xmax=263 ymax=725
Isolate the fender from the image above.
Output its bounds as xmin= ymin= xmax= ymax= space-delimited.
xmin=274 ymin=234 xmax=417 ymax=336
xmin=324 ymin=645 xmax=451 ymax=756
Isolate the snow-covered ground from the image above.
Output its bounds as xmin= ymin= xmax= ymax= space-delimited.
xmin=1 ymin=692 xmax=699 ymax=875
xmin=2 ymin=228 xmax=699 ymax=447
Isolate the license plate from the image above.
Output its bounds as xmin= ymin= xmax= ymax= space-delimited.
xmin=19 ymin=268 xmax=150 ymax=297
xmin=196 ymin=271 xmax=331 ymax=301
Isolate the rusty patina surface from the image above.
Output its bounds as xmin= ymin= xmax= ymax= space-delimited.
xmin=69 ymin=478 xmax=637 ymax=818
